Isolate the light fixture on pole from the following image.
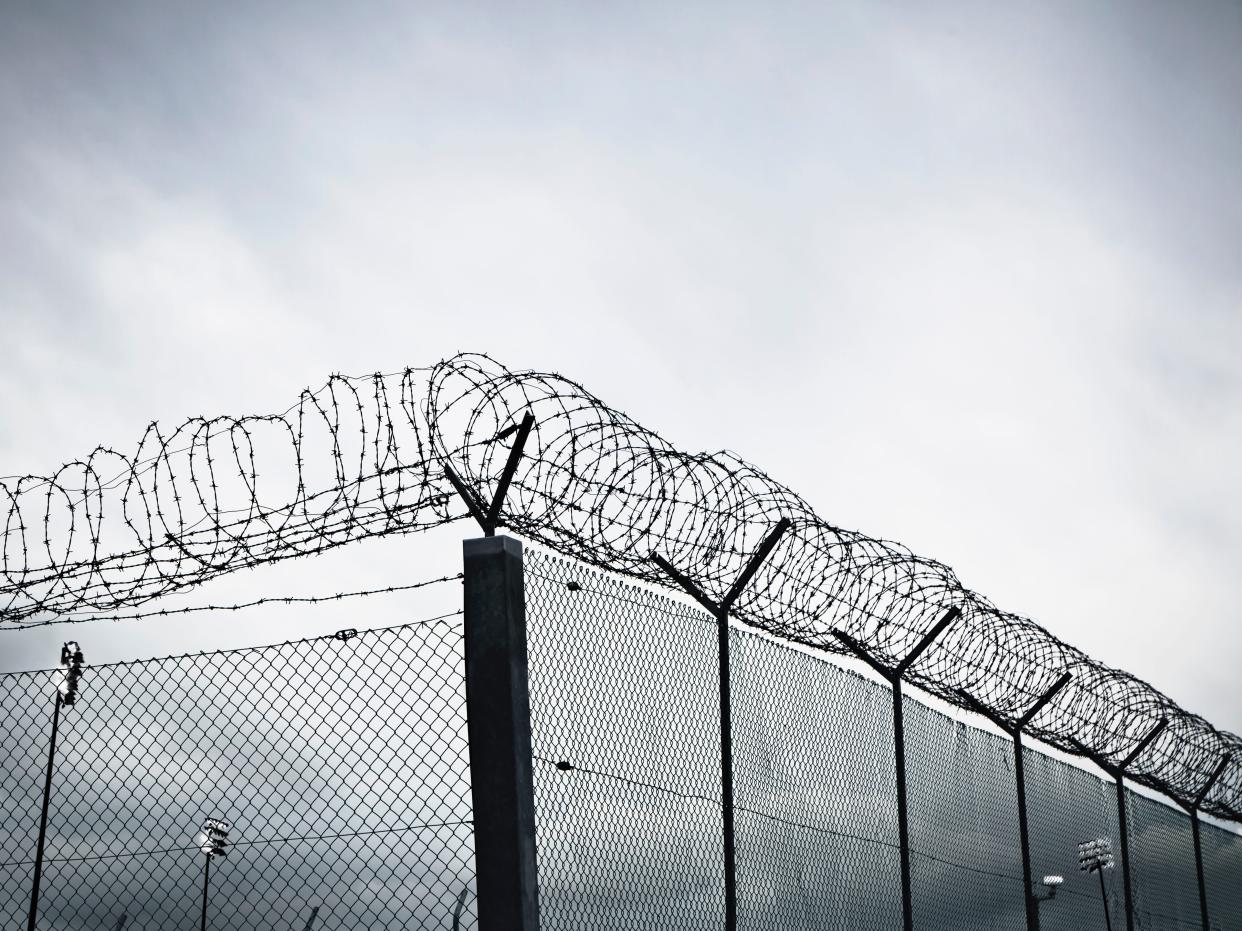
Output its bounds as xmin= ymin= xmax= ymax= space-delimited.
xmin=197 ymin=817 xmax=230 ymax=931
xmin=1034 ymin=875 xmax=1063 ymax=901
xmin=1079 ymin=837 xmax=1116 ymax=931
xmin=1028 ymin=873 xmax=1063 ymax=930
xmin=26 ymin=641 xmax=85 ymax=931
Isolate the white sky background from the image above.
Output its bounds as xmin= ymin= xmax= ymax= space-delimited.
xmin=1 ymin=0 xmax=1240 ymax=734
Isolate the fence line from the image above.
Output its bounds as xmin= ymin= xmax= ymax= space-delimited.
xmin=0 ymin=539 xmax=1239 ymax=929
xmin=524 ymin=544 xmax=1242 ymax=931
xmin=2 ymin=353 xmax=1237 ymax=830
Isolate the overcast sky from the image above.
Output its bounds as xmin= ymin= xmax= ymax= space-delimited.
xmin=2 ymin=0 xmax=1240 ymax=735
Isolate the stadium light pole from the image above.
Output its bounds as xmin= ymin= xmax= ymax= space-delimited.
xmin=197 ymin=817 xmax=230 ymax=931
xmin=26 ymin=641 xmax=85 ymax=931
xmin=1078 ymin=837 xmax=1116 ymax=931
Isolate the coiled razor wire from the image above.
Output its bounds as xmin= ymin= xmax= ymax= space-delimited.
xmin=1 ymin=352 xmax=1238 ymax=822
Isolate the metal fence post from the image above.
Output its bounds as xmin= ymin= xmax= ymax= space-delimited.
xmin=1115 ymin=719 xmax=1168 ymax=931
xmin=1187 ymin=755 xmax=1229 ymax=931
xmin=832 ymin=606 xmax=961 ymax=931
xmin=890 ymin=676 xmax=915 ymax=931
xmin=26 ymin=695 xmax=61 ymax=931
xmin=651 ymin=518 xmax=792 ymax=931
xmin=1190 ymin=813 xmax=1207 ymax=930
xmin=959 ymin=671 xmax=1071 ymax=931
xmin=1113 ymin=778 xmax=1133 ymax=930
xmin=463 ymin=535 xmax=540 ymax=931
xmin=1012 ymin=731 xmax=1035 ymax=928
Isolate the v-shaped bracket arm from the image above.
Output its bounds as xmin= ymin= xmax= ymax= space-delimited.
xmin=1067 ymin=716 xmax=1168 ymax=780
xmin=443 ymin=411 xmax=536 ymax=537
xmin=957 ymin=671 xmax=1072 ymax=736
xmin=831 ymin=606 xmax=962 ymax=685
xmin=1191 ymin=754 xmax=1231 ymax=811
xmin=1118 ymin=717 xmax=1169 ymax=772
xmin=650 ymin=518 xmax=792 ymax=620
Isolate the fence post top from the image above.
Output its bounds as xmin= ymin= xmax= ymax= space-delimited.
xmin=464 ymin=536 xmax=523 ymax=559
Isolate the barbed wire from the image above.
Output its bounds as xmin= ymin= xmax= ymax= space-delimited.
xmin=20 ymin=572 xmax=464 ymax=626
xmin=1 ymin=352 xmax=1238 ymax=822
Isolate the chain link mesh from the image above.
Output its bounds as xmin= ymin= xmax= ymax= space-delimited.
xmin=1 ymin=615 xmax=474 ymax=931
xmin=1022 ymin=745 xmax=1124 ymax=930
xmin=2 ymin=541 xmax=1238 ymax=929
xmin=524 ymin=545 xmax=1241 ymax=930
xmin=903 ymin=697 xmax=1024 ymax=929
xmin=730 ymin=629 xmax=903 ymax=930
xmin=525 ymin=547 xmax=726 ymax=929
xmin=1202 ymin=813 xmax=1242 ymax=931
xmin=1128 ymin=790 xmax=1201 ymax=930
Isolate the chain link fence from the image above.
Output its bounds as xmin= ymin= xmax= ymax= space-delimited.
xmin=524 ymin=546 xmax=1242 ymax=931
xmin=2 ymin=543 xmax=1240 ymax=930
xmin=0 ymin=613 xmax=474 ymax=931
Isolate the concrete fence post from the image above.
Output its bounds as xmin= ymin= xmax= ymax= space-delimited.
xmin=463 ymin=535 xmax=540 ymax=931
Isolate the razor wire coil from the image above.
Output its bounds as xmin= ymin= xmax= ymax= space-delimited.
xmin=1 ymin=353 xmax=1238 ymax=822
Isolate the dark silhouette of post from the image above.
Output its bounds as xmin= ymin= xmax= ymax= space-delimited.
xmin=26 ymin=694 xmax=61 ymax=931
xmin=451 ymin=887 xmax=469 ymax=931
xmin=652 ymin=518 xmax=792 ymax=931
xmin=1097 ymin=868 xmax=1114 ymax=931
xmin=832 ymin=606 xmax=961 ymax=931
xmin=1113 ymin=720 xmax=1168 ymax=931
xmin=1184 ymin=754 xmax=1229 ymax=931
xmin=958 ymin=671 xmax=1072 ymax=931
xmin=463 ymin=535 xmax=540 ymax=931
xmin=1069 ymin=717 xmax=1167 ymax=931
xmin=28 ymin=642 xmax=83 ymax=931
xmin=301 ymin=905 xmax=319 ymax=931
xmin=199 ymin=854 xmax=212 ymax=931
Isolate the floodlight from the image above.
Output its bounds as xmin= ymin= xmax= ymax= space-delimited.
xmin=28 ymin=640 xmax=88 ymax=930
xmin=58 ymin=641 xmax=84 ymax=705
xmin=197 ymin=817 xmax=231 ymax=931
xmin=200 ymin=818 xmax=230 ymax=859
xmin=1078 ymin=836 xmax=1116 ymax=930
xmin=1077 ymin=837 xmax=1114 ymax=873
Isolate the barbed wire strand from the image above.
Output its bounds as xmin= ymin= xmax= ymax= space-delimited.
xmin=1 ymin=352 xmax=1237 ymax=822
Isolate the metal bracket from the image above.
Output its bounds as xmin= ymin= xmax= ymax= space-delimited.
xmin=831 ymin=605 xmax=961 ymax=684
xmin=444 ymin=411 xmax=536 ymax=537
xmin=651 ymin=518 xmax=792 ymax=619
xmin=1118 ymin=717 xmax=1168 ymax=772
xmin=957 ymin=671 xmax=1071 ymax=736
xmin=1191 ymin=754 xmax=1231 ymax=811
